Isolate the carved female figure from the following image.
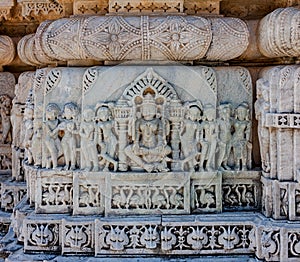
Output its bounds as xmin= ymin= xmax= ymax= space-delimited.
xmin=0 ymin=94 xmax=12 ymax=144
xmin=95 ymin=106 xmax=118 ymax=171
xmin=198 ymin=105 xmax=217 ymax=171
xmin=60 ymin=102 xmax=79 ymax=171
xmin=255 ymin=79 xmax=270 ymax=173
xmin=125 ymin=93 xmax=171 ymax=173
xmin=216 ymin=103 xmax=233 ymax=170
xmin=232 ymin=103 xmax=252 ymax=170
xmin=180 ymin=106 xmax=201 ymax=171
xmin=79 ymin=108 xmax=98 ymax=171
xmin=44 ymin=103 xmax=60 ymax=169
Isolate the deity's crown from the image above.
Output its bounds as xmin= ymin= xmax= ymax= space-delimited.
xmin=142 ymin=93 xmax=156 ymax=106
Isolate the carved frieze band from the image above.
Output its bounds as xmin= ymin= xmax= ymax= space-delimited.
xmin=22 ymin=214 xmax=300 ymax=261
xmin=265 ymin=113 xmax=300 ymax=129
xmin=17 ymin=15 xmax=249 ymax=65
xmin=26 ymin=166 xmax=261 ymax=216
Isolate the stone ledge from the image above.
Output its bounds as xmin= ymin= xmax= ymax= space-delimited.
xmin=20 ymin=212 xmax=300 ymax=261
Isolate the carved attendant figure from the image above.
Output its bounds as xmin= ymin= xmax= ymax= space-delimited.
xmin=44 ymin=103 xmax=60 ymax=169
xmin=60 ymin=102 xmax=79 ymax=170
xmin=95 ymin=106 xmax=118 ymax=171
xmin=232 ymin=103 xmax=252 ymax=170
xmin=216 ymin=103 xmax=233 ymax=171
xmin=180 ymin=106 xmax=201 ymax=171
xmin=198 ymin=105 xmax=217 ymax=171
xmin=79 ymin=108 xmax=98 ymax=171
xmin=255 ymin=80 xmax=270 ymax=172
xmin=125 ymin=93 xmax=171 ymax=173
xmin=0 ymin=95 xmax=12 ymax=144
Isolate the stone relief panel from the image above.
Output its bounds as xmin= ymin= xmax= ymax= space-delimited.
xmin=0 ymin=72 xmax=15 ymax=177
xmin=20 ymin=65 xmax=258 ymax=218
xmin=24 ymin=218 xmax=61 ymax=252
xmin=17 ymin=15 xmax=249 ymax=65
xmin=106 ymin=173 xmax=189 ymax=215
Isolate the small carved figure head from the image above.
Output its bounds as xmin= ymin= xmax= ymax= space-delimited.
xmin=186 ymin=106 xmax=201 ymax=121
xmin=46 ymin=103 xmax=60 ymax=121
xmin=202 ymin=104 xmax=216 ymax=121
xmin=235 ymin=102 xmax=249 ymax=121
xmin=141 ymin=93 xmax=157 ymax=121
xmin=82 ymin=108 xmax=95 ymax=122
xmin=218 ymin=103 xmax=232 ymax=120
xmin=62 ymin=102 xmax=79 ymax=120
xmin=96 ymin=106 xmax=112 ymax=122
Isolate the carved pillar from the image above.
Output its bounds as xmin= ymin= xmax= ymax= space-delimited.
xmin=168 ymin=97 xmax=184 ymax=171
xmin=257 ymin=65 xmax=300 ymax=221
xmin=113 ymin=100 xmax=131 ymax=172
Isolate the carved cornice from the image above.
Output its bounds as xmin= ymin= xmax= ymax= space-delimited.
xmin=0 ymin=0 xmax=14 ymax=21
xmin=17 ymin=15 xmax=249 ymax=65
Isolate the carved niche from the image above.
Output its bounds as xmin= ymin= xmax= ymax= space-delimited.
xmin=21 ymin=65 xmax=259 ymax=218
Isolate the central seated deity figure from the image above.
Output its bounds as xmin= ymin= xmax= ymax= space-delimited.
xmin=125 ymin=92 xmax=171 ymax=173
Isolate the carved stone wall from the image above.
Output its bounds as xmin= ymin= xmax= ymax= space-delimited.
xmin=1 ymin=2 xmax=300 ymax=262
xmin=256 ymin=65 xmax=300 ymax=222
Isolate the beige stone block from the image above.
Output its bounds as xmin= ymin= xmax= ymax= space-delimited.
xmin=74 ymin=0 xmax=108 ymax=15
xmin=23 ymin=216 xmax=62 ymax=253
xmin=191 ymin=172 xmax=222 ymax=213
xmin=35 ymin=170 xmax=73 ymax=214
xmin=261 ymin=176 xmax=273 ymax=218
xmin=256 ymin=224 xmax=281 ymax=261
xmin=222 ymin=171 xmax=261 ymax=211
xmin=277 ymin=129 xmax=294 ymax=181
xmin=106 ymin=172 xmax=190 ymax=216
xmin=73 ymin=172 xmax=105 ymax=216
xmin=273 ymin=180 xmax=289 ymax=219
xmin=62 ymin=218 xmax=94 ymax=254
xmin=0 ymin=181 xmax=26 ymax=212
xmin=108 ymin=0 xmax=184 ymax=14
xmin=161 ymin=214 xmax=256 ymax=255
xmin=289 ymin=182 xmax=300 ymax=221
xmin=95 ymin=217 xmax=161 ymax=255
